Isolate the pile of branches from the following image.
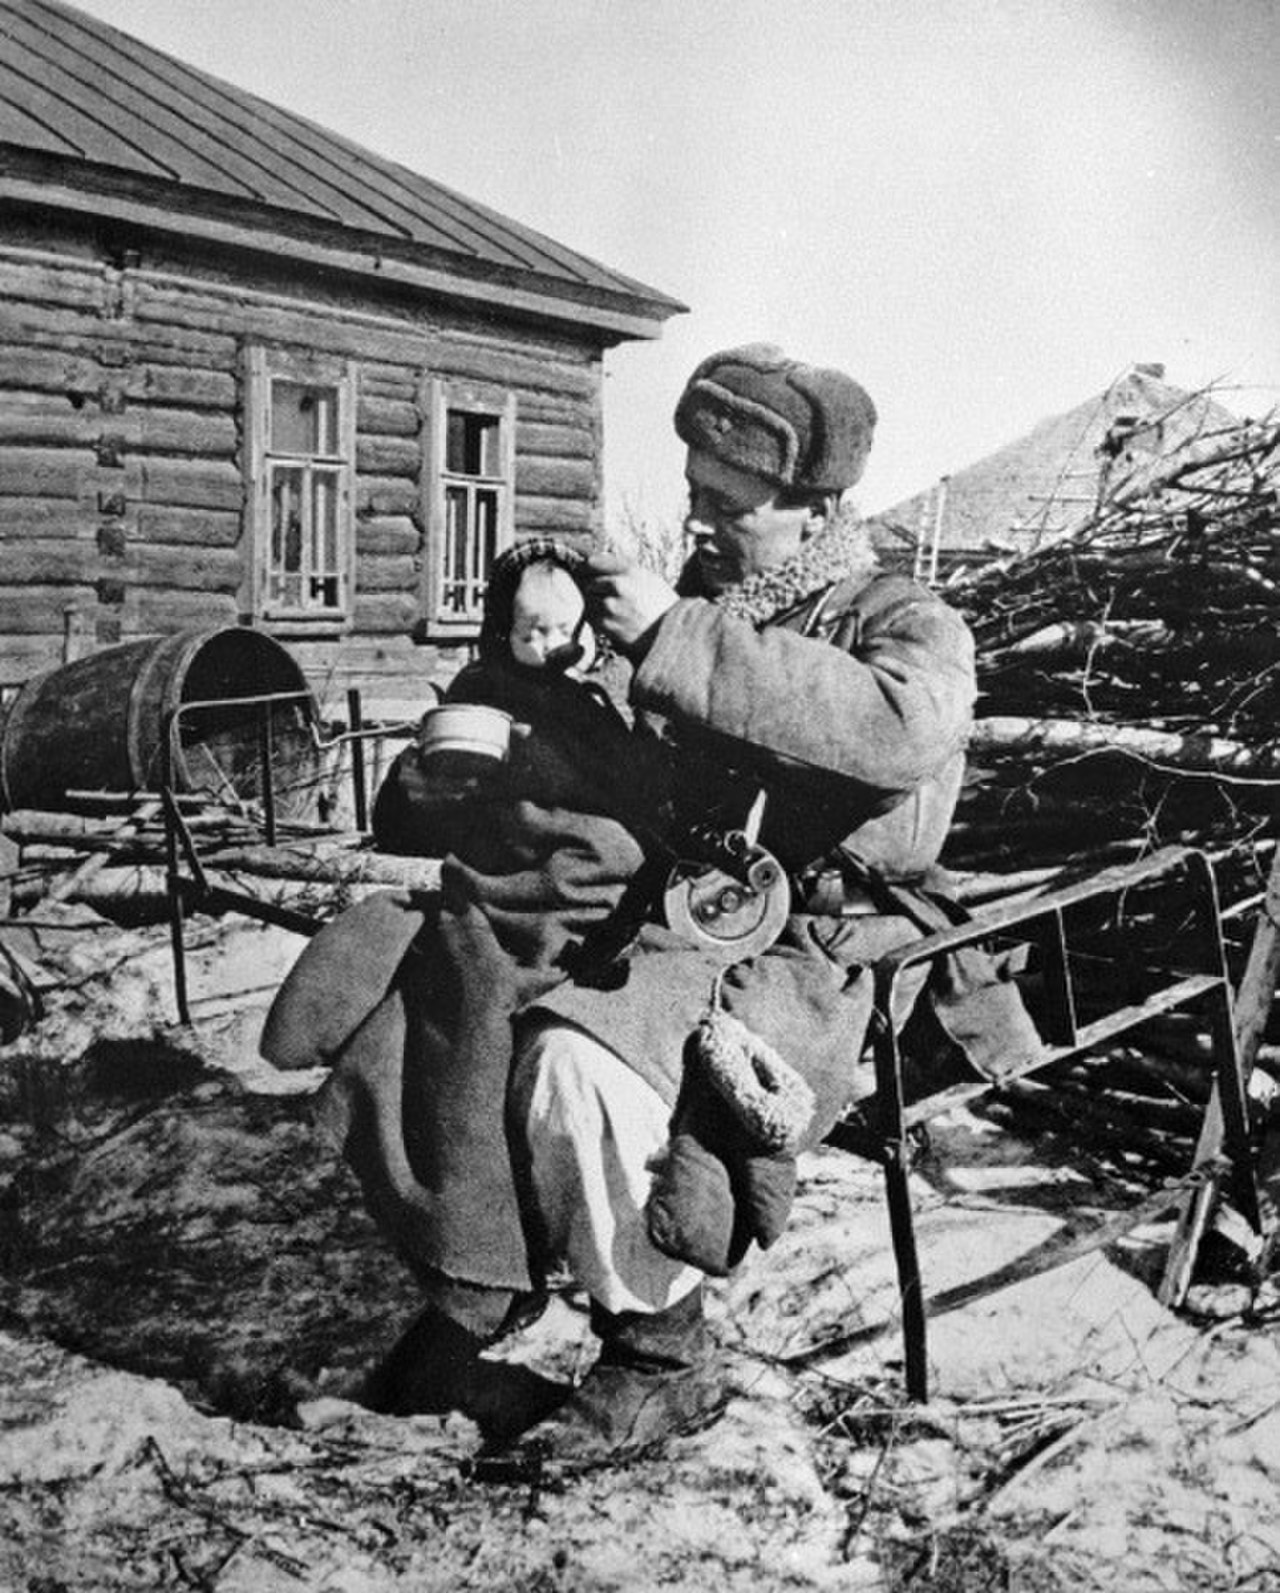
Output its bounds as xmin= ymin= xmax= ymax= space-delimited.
xmin=936 ymin=406 xmax=1280 ymax=1251
xmin=942 ymin=406 xmax=1279 ymax=879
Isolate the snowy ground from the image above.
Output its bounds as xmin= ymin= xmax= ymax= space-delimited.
xmin=1 ymin=908 xmax=1278 ymax=1592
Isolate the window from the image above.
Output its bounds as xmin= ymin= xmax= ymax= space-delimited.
xmin=424 ymin=380 xmax=515 ymax=629
xmin=246 ymin=347 xmax=355 ymax=625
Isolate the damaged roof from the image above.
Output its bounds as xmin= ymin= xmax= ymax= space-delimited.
xmin=0 ymin=0 xmax=686 ymax=339
xmin=874 ymin=366 xmax=1247 ymax=558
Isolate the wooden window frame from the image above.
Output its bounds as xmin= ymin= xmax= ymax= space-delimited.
xmin=420 ymin=376 xmax=516 ymax=636
xmin=245 ymin=345 xmax=356 ymax=633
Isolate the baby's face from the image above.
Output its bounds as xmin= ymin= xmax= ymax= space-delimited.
xmin=509 ymin=565 xmax=595 ymax=671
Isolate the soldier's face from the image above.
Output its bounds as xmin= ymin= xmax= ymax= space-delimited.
xmin=684 ymin=449 xmax=817 ymax=595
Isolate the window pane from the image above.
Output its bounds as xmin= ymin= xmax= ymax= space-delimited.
xmin=271 ymin=465 xmax=304 ymax=574
xmin=479 ymin=416 xmax=500 ymax=477
xmin=310 ymin=470 xmax=340 ymax=609
xmin=444 ymin=485 xmax=468 ymax=613
xmin=312 ymin=469 xmax=339 ymax=573
xmin=446 ymin=410 xmax=500 ymax=476
xmin=476 ymin=488 xmax=499 ymax=582
xmin=272 ymin=381 xmax=338 ymax=455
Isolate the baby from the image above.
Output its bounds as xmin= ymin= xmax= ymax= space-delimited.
xmin=503 ymin=556 xmax=595 ymax=676
xmin=372 ymin=539 xmax=646 ymax=865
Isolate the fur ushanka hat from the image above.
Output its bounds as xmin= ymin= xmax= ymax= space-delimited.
xmin=674 ymin=344 xmax=877 ymax=493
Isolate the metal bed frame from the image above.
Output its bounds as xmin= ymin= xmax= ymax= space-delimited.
xmin=828 ymin=843 xmax=1260 ymax=1400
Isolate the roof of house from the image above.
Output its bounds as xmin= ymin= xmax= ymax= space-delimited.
xmin=872 ymin=366 xmax=1245 ymax=558
xmin=0 ymin=0 xmax=686 ymax=339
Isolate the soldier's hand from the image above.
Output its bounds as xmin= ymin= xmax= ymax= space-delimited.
xmin=582 ymin=550 xmax=679 ymax=658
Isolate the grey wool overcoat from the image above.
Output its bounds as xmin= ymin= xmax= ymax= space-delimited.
xmin=262 ymin=518 xmax=1040 ymax=1294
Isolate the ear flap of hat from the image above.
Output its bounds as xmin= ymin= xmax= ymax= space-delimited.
xmin=786 ymin=364 xmax=877 ymax=491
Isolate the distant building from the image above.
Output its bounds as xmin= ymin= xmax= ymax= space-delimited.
xmin=869 ymin=365 xmax=1243 ymax=584
xmin=0 ymin=0 xmax=683 ymax=718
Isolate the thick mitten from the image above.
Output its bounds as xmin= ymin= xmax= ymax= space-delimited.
xmin=646 ymin=1073 xmax=738 ymax=1275
xmin=646 ymin=1072 xmax=798 ymax=1275
xmin=729 ymin=1149 xmax=797 ymax=1252
xmin=695 ymin=1007 xmax=815 ymax=1154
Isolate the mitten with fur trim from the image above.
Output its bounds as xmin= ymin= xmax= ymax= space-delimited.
xmin=646 ymin=1070 xmax=800 ymax=1275
xmin=646 ymin=1071 xmax=740 ymax=1276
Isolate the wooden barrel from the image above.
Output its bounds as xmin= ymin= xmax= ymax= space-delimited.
xmin=0 ymin=628 xmax=320 ymax=816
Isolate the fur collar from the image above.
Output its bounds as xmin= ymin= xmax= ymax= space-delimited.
xmin=708 ymin=507 xmax=879 ymax=627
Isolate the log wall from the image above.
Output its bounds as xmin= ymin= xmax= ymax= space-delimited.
xmin=0 ymin=215 xmax=608 ymax=720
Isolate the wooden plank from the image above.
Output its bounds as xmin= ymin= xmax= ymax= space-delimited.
xmin=0 ymin=257 xmax=107 ymax=312
xmin=0 ymin=405 xmax=238 ymax=459
xmin=137 ymin=365 xmax=238 ymax=409
xmin=351 ymin=591 xmax=421 ymax=633
xmin=515 ymin=457 xmax=596 ymax=499
xmin=0 ymin=585 xmax=98 ymax=632
xmin=514 ymin=496 xmax=598 ymax=535
xmin=135 ymin=408 xmax=239 ymax=458
xmin=138 ymin=456 xmax=243 ymax=511
xmin=355 ymin=554 xmax=419 ymax=593
xmin=519 ymin=391 xmax=598 ymax=426
xmin=0 ymin=404 xmax=102 ymax=448
xmin=127 ymin=589 xmax=240 ymax=630
xmin=355 ymin=517 xmax=420 ymax=557
xmin=120 ymin=544 xmax=245 ymax=592
xmin=356 ymin=394 xmax=421 ymax=438
xmin=0 ymin=344 xmax=101 ymax=393
xmin=0 ymin=398 xmax=237 ymax=461
xmin=0 ymin=302 xmax=238 ymax=365
xmin=0 ymin=447 xmax=96 ymax=499
xmin=6 ymin=405 xmax=243 ymax=461
xmin=1234 ymin=847 xmax=1280 ymax=1072
xmin=424 ymin=340 xmax=596 ymax=400
xmin=0 ymin=634 xmax=66 ymax=685
xmin=357 ymin=365 xmax=420 ymax=402
xmin=0 ymin=500 xmax=97 ymax=539
xmin=2 ymin=543 xmax=112 ymax=584
xmin=135 ymin=505 xmax=242 ymax=548
xmin=0 ymin=403 xmax=239 ymax=458
xmin=0 ymin=304 xmax=102 ymax=352
xmin=132 ymin=281 xmax=433 ymax=367
xmin=443 ymin=321 xmax=598 ymax=365
xmin=1159 ymin=844 xmax=1280 ymax=1306
xmin=288 ymin=633 xmax=445 ymax=684
xmin=356 ymin=435 xmax=420 ymax=478
xmin=357 ymin=479 xmax=418 ymax=518
xmin=516 ymin=419 xmax=596 ymax=459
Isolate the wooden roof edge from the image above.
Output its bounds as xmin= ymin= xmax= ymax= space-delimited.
xmin=0 ymin=168 xmax=685 ymax=342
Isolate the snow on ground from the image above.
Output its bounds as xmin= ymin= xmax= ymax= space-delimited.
xmin=1 ymin=907 xmax=1277 ymax=1591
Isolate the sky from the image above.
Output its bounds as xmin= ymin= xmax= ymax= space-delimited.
xmin=68 ymin=0 xmax=1280 ymax=529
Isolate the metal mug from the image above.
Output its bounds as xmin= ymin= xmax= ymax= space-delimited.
xmin=416 ymin=702 xmax=513 ymax=764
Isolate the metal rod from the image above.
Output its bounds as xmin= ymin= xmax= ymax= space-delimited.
xmin=159 ymin=730 xmax=191 ymax=1027
xmin=259 ymin=701 xmax=277 ymax=847
xmin=347 ymin=687 xmax=368 ymax=833
xmin=874 ymin=964 xmax=929 ymax=1403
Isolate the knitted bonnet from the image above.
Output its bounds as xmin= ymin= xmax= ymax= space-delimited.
xmin=477 ymin=537 xmax=589 ymax=663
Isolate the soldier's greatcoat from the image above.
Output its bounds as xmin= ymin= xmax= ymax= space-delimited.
xmin=263 ymin=518 xmax=1038 ymax=1293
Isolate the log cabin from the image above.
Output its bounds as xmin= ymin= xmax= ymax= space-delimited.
xmin=0 ymin=0 xmax=684 ymax=723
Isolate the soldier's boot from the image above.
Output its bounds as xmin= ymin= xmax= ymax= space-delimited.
xmin=360 ymin=1279 xmax=559 ymax=1439
xmin=512 ymin=1285 xmax=726 ymax=1460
